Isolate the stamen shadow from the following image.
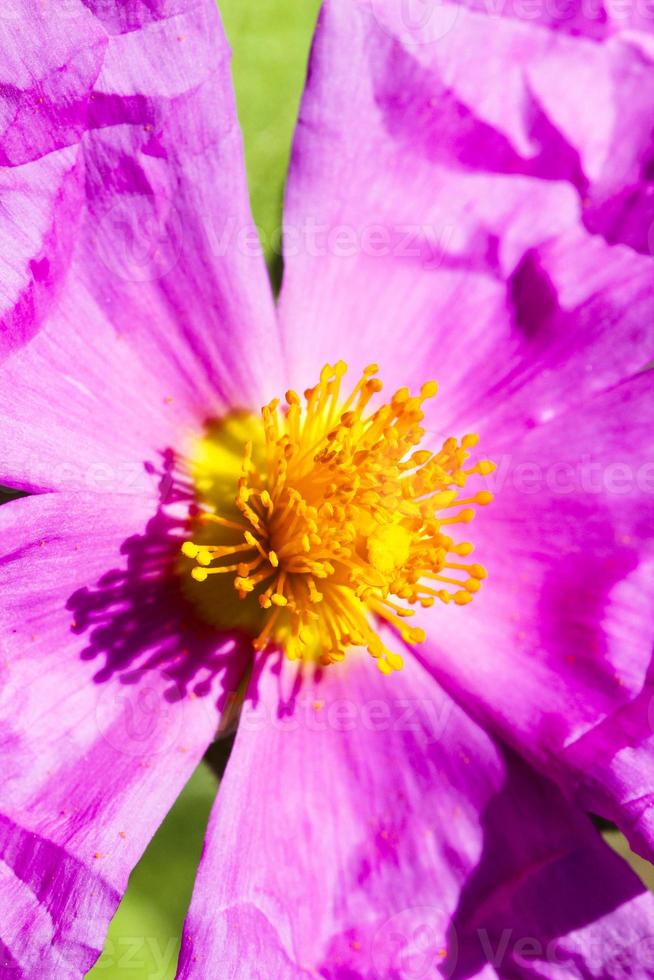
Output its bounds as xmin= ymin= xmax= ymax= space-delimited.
xmin=66 ymin=448 xmax=253 ymax=711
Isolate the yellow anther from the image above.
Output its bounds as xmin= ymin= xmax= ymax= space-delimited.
xmin=432 ymin=490 xmax=458 ymax=508
xmin=181 ymin=364 xmax=493 ymax=672
xmin=411 ymin=450 xmax=432 ymax=466
xmin=420 ymin=380 xmax=438 ymax=399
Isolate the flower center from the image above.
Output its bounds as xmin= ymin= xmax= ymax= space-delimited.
xmin=181 ymin=363 xmax=494 ymax=674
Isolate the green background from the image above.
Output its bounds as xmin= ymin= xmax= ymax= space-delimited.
xmin=87 ymin=2 xmax=321 ymax=976
xmin=219 ymin=0 xmax=323 ymax=272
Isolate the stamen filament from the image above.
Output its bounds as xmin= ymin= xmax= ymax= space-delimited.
xmin=182 ymin=364 xmax=493 ymax=674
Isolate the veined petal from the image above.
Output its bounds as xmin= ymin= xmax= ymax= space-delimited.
xmin=0 ymin=3 xmax=105 ymax=357
xmin=415 ymin=372 xmax=654 ymax=862
xmin=0 ymin=492 xmax=245 ymax=977
xmin=176 ymin=652 xmax=654 ymax=979
xmin=458 ymin=0 xmax=654 ymax=37
xmin=279 ymin=0 xmax=653 ymax=443
xmin=365 ymin=2 xmax=654 ymax=253
xmin=466 ymin=231 xmax=654 ymax=447
xmin=0 ymin=0 xmax=282 ymax=493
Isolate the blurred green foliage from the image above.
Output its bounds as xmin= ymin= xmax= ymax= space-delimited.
xmin=220 ymin=0 xmax=322 ymax=268
xmin=87 ymin=766 xmax=216 ymax=980
xmin=87 ymin=2 xmax=320 ymax=977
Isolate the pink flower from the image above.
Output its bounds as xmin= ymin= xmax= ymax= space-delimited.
xmin=1 ymin=1 xmax=653 ymax=976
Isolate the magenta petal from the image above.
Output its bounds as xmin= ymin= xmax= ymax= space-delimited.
xmin=0 ymin=150 xmax=85 ymax=360
xmin=176 ymin=652 xmax=654 ymax=979
xmin=415 ymin=372 xmax=654 ymax=860
xmin=359 ymin=3 xmax=654 ymax=253
xmin=0 ymin=2 xmax=105 ymax=357
xmin=459 ymin=231 xmax=654 ymax=446
xmin=459 ymin=0 xmax=654 ymax=36
xmin=0 ymin=492 xmax=231 ymax=976
xmin=0 ymin=0 xmax=282 ymax=493
xmin=279 ymin=1 xmax=652 ymax=438
xmin=280 ymin=0 xmax=575 ymax=390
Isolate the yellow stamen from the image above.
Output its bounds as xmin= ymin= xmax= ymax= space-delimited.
xmin=181 ymin=365 xmax=493 ymax=673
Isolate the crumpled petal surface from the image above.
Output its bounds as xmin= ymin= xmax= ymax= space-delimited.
xmin=414 ymin=373 xmax=654 ymax=861
xmin=0 ymin=0 xmax=282 ymax=493
xmin=0 ymin=492 xmax=238 ymax=977
xmin=363 ymin=0 xmax=654 ymax=253
xmin=177 ymin=652 xmax=654 ymax=979
xmin=279 ymin=0 xmax=653 ymax=442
